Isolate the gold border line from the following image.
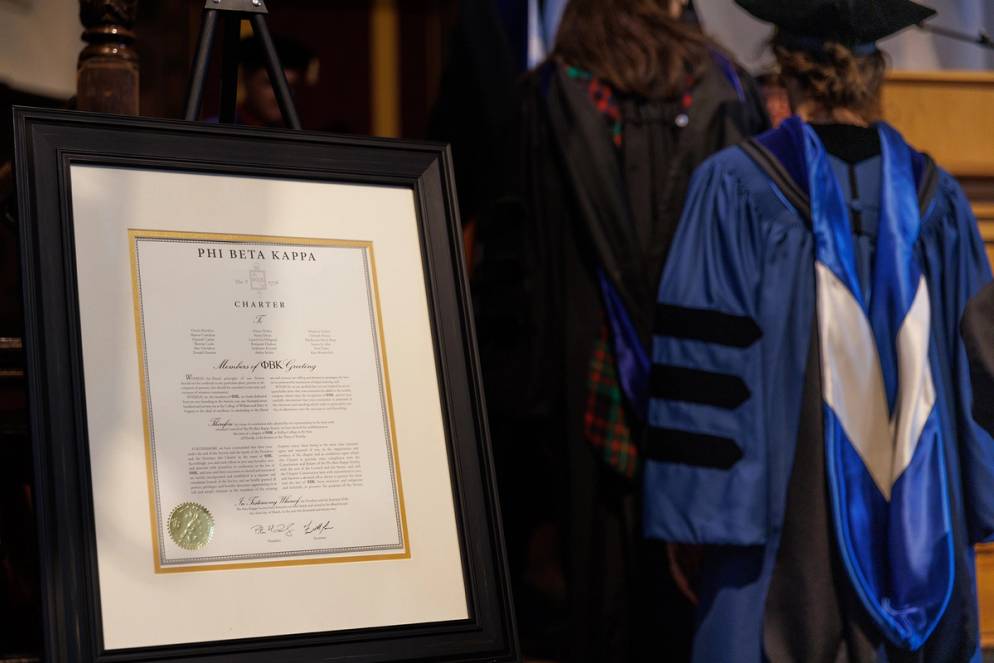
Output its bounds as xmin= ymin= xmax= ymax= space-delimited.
xmin=366 ymin=242 xmax=411 ymax=560
xmin=129 ymin=228 xmax=375 ymax=249
xmin=128 ymin=229 xmax=410 ymax=573
xmin=128 ymin=229 xmax=165 ymax=574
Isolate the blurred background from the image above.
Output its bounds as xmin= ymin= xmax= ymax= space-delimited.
xmin=1 ymin=1 xmax=994 ymax=661
xmin=3 ymin=0 xmax=992 ymax=140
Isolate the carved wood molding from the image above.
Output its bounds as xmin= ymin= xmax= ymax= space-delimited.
xmin=77 ymin=0 xmax=140 ymax=115
xmin=79 ymin=0 xmax=139 ymax=64
xmin=80 ymin=0 xmax=139 ymax=26
xmin=0 ymin=337 xmax=24 ymax=380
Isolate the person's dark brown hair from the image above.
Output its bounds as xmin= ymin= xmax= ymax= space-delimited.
xmin=553 ymin=0 xmax=714 ymax=99
xmin=772 ymin=34 xmax=887 ymax=123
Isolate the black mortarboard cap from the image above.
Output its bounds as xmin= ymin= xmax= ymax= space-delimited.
xmin=734 ymin=0 xmax=937 ymax=49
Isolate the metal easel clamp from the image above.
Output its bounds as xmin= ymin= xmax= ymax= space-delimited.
xmin=204 ymin=0 xmax=269 ymax=14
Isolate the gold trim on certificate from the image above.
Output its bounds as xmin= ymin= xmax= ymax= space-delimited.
xmin=128 ymin=229 xmax=410 ymax=573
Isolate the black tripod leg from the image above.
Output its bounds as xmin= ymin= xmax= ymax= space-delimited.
xmin=250 ymin=13 xmax=302 ymax=130
xmin=219 ymin=13 xmax=242 ymax=124
xmin=184 ymin=9 xmax=219 ymax=121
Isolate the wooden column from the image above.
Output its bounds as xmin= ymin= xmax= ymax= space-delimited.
xmin=370 ymin=0 xmax=400 ymax=137
xmin=77 ymin=0 xmax=140 ymax=115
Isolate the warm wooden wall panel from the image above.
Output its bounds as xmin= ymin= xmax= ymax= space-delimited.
xmin=978 ymin=545 xmax=994 ymax=649
xmin=883 ymin=71 xmax=994 ymax=180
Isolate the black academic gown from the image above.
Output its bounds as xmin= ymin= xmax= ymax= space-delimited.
xmin=962 ymin=282 xmax=994 ymax=438
xmin=427 ymin=0 xmax=521 ymax=223
xmin=474 ymin=58 xmax=768 ymax=662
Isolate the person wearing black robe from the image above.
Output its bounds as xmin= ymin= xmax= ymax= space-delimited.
xmin=473 ymin=1 xmax=768 ymax=660
xmin=428 ymin=0 xmax=523 ymax=227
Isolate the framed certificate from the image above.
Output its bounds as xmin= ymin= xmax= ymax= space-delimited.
xmin=14 ymin=108 xmax=517 ymax=662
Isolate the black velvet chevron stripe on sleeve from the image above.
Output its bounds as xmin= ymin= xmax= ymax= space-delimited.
xmin=650 ymin=364 xmax=751 ymax=409
xmin=649 ymin=304 xmax=759 ymax=469
xmin=654 ymin=304 xmax=762 ymax=348
xmin=644 ymin=428 xmax=744 ymax=470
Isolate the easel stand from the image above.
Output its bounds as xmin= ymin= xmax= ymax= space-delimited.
xmin=184 ymin=0 xmax=302 ymax=129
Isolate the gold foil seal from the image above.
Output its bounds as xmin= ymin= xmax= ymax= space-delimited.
xmin=167 ymin=502 xmax=214 ymax=550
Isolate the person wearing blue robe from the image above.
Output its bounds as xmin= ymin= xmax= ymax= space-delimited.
xmin=645 ymin=1 xmax=994 ymax=661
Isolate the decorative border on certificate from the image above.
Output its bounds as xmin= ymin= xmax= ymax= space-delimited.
xmin=128 ymin=229 xmax=410 ymax=573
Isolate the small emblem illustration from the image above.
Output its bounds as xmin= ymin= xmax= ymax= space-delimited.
xmin=250 ymin=268 xmax=267 ymax=290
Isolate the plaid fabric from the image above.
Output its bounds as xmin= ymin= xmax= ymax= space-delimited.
xmin=567 ymin=64 xmax=698 ymax=479
xmin=584 ymin=323 xmax=638 ymax=478
xmin=564 ymin=64 xmax=637 ymax=478
xmin=566 ymin=65 xmax=623 ymax=147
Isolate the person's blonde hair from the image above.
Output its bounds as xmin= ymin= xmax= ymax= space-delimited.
xmin=772 ymin=35 xmax=887 ymax=123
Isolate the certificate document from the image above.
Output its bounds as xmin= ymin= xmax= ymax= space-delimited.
xmin=129 ymin=230 xmax=408 ymax=572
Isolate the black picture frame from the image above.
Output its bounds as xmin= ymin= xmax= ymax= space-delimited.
xmin=13 ymin=107 xmax=518 ymax=663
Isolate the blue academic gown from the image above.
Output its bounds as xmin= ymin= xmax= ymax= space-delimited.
xmin=644 ymin=118 xmax=994 ymax=662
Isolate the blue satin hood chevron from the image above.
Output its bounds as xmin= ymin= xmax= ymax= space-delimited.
xmin=807 ymin=122 xmax=953 ymax=649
